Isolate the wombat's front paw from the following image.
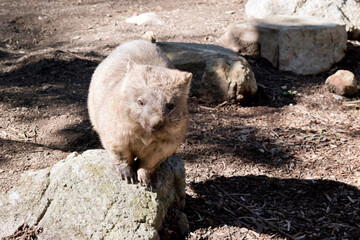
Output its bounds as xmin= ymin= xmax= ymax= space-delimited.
xmin=137 ymin=168 xmax=157 ymax=189
xmin=113 ymin=163 xmax=137 ymax=184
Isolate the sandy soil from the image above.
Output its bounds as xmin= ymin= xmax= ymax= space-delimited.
xmin=1 ymin=0 xmax=360 ymax=239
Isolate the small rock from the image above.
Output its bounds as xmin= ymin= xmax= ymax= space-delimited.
xmin=225 ymin=10 xmax=235 ymax=14
xmin=332 ymin=94 xmax=344 ymax=101
xmin=204 ymin=36 xmax=214 ymax=42
xmin=325 ymin=70 xmax=358 ymax=96
xmin=125 ymin=12 xmax=164 ymax=26
xmin=143 ymin=31 xmax=156 ymax=43
xmin=66 ymin=151 xmax=79 ymax=159
xmin=154 ymin=6 xmax=163 ymax=11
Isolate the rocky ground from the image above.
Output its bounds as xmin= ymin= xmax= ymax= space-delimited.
xmin=0 ymin=0 xmax=360 ymax=239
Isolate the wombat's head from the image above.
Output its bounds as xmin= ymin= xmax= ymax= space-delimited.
xmin=122 ymin=62 xmax=192 ymax=135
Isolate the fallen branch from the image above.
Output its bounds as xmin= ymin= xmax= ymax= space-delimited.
xmin=343 ymin=100 xmax=360 ymax=107
xmin=198 ymin=101 xmax=228 ymax=111
xmin=216 ymin=101 xmax=228 ymax=108
xmin=343 ymin=100 xmax=360 ymax=104
xmin=199 ymin=105 xmax=216 ymax=111
xmin=59 ymin=50 xmax=102 ymax=61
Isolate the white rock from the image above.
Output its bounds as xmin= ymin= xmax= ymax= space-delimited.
xmin=220 ymin=16 xmax=347 ymax=75
xmin=245 ymin=0 xmax=298 ymax=18
xmin=125 ymin=12 xmax=164 ymax=26
xmin=245 ymin=0 xmax=360 ymax=39
xmin=8 ymin=192 xmax=19 ymax=204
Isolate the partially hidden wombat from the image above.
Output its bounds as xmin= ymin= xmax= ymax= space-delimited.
xmin=88 ymin=40 xmax=192 ymax=187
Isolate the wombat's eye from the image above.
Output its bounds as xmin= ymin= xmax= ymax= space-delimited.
xmin=166 ymin=103 xmax=175 ymax=110
xmin=137 ymin=99 xmax=144 ymax=106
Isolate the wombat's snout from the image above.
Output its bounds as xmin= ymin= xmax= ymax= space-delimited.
xmin=141 ymin=115 xmax=166 ymax=134
xmin=149 ymin=115 xmax=165 ymax=131
xmin=151 ymin=119 xmax=165 ymax=130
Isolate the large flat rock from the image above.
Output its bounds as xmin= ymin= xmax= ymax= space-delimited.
xmin=245 ymin=0 xmax=360 ymax=40
xmin=0 ymin=150 xmax=186 ymax=240
xmin=157 ymin=42 xmax=257 ymax=103
xmin=220 ymin=15 xmax=347 ymax=75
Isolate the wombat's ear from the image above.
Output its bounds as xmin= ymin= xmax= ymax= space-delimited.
xmin=176 ymin=71 xmax=192 ymax=95
xmin=177 ymin=71 xmax=192 ymax=87
xmin=126 ymin=61 xmax=137 ymax=73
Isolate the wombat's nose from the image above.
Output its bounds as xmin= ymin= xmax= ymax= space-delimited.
xmin=150 ymin=116 xmax=165 ymax=131
xmin=152 ymin=119 xmax=165 ymax=130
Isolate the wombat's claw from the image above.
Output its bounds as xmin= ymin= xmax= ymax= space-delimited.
xmin=138 ymin=176 xmax=152 ymax=188
xmin=137 ymin=169 xmax=150 ymax=186
xmin=113 ymin=163 xmax=137 ymax=184
xmin=137 ymin=168 xmax=156 ymax=190
xmin=124 ymin=174 xmax=137 ymax=184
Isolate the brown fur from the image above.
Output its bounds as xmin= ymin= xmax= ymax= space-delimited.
xmin=88 ymin=40 xmax=192 ymax=186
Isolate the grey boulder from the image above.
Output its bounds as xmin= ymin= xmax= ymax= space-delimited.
xmin=0 ymin=150 xmax=187 ymax=240
xmin=220 ymin=16 xmax=347 ymax=75
xmin=157 ymin=42 xmax=257 ymax=103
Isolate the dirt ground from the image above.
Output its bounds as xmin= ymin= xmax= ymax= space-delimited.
xmin=1 ymin=0 xmax=360 ymax=239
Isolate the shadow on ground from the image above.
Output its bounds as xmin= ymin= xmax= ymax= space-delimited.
xmin=180 ymin=101 xmax=298 ymax=169
xmin=185 ymin=175 xmax=360 ymax=239
xmin=181 ymin=124 xmax=296 ymax=169
xmin=0 ymin=50 xmax=102 ymax=152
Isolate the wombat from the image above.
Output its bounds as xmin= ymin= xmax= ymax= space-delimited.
xmin=88 ymin=40 xmax=192 ymax=187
